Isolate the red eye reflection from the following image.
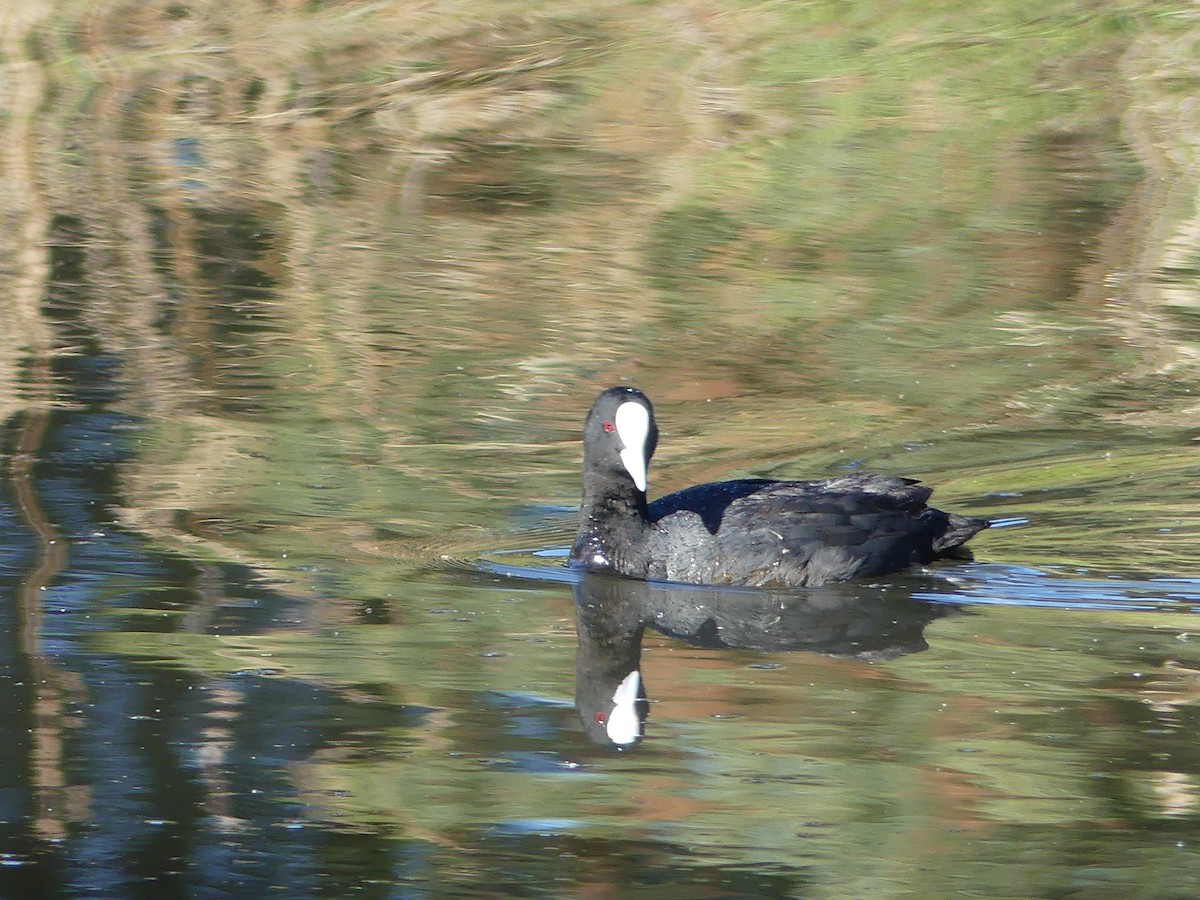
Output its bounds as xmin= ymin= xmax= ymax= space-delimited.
xmin=595 ymin=711 xmax=608 ymax=724
xmin=602 ymin=421 xmax=615 ymax=433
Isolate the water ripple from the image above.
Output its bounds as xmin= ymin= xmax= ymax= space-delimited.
xmin=471 ymin=553 xmax=1200 ymax=614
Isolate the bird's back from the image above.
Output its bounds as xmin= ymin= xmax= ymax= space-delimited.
xmin=646 ymin=474 xmax=986 ymax=587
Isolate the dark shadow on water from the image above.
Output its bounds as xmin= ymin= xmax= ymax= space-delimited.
xmin=465 ymin=553 xmax=1200 ymax=750
xmin=569 ymin=571 xmax=959 ymax=750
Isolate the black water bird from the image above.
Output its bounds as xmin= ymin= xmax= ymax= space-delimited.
xmin=569 ymin=386 xmax=987 ymax=588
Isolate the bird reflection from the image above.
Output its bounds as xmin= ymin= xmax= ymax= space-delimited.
xmin=573 ymin=572 xmax=961 ymax=750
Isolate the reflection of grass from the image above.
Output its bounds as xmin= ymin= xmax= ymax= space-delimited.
xmin=9 ymin=0 xmax=1190 ymax=585
xmin=90 ymin=581 xmax=1200 ymax=892
xmin=941 ymin=444 xmax=1200 ymax=576
xmin=6 ymin=6 xmax=1200 ymax=891
xmin=10 ymin=4 xmax=1199 ymax=601
xmin=647 ymin=204 xmax=743 ymax=292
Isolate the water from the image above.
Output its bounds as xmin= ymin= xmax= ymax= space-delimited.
xmin=2 ymin=0 xmax=1200 ymax=896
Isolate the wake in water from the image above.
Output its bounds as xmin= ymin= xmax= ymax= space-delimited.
xmin=469 ymin=547 xmax=1200 ymax=615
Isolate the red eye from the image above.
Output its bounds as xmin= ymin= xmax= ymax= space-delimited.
xmin=595 ymin=711 xmax=608 ymax=724
xmin=602 ymin=421 xmax=615 ymax=433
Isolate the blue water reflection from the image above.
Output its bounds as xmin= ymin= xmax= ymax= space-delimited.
xmin=483 ymin=554 xmax=1200 ymax=614
xmin=6 ymin=347 xmax=1200 ymax=895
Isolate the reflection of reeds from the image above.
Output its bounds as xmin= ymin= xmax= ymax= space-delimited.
xmin=0 ymin=2 xmax=55 ymax=422
xmin=10 ymin=388 xmax=86 ymax=841
xmin=7 ymin=0 xmax=1199 ymax=581
xmin=1 ymin=2 xmax=89 ymax=840
xmin=1109 ymin=20 xmax=1200 ymax=394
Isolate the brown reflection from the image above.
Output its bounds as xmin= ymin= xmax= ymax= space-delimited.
xmin=9 ymin=388 xmax=85 ymax=841
xmin=9 ymin=2 xmax=1199 ymax=587
xmin=2 ymin=0 xmax=89 ymax=843
xmin=196 ymin=683 xmax=246 ymax=835
xmin=1093 ymin=24 xmax=1200 ymax=422
xmin=0 ymin=1 xmax=54 ymax=423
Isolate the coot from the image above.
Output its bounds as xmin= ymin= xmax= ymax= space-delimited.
xmin=568 ymin=386 xmax=987 ymax=587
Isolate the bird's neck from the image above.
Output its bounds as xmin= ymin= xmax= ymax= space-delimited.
xmin=572 ymin=476 xmax=651 ymax=574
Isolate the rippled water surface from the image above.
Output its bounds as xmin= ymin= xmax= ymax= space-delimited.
xmin=3 ymin=1 xmax=1200 ymax=896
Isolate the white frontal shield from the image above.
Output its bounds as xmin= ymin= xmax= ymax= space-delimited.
xmin=614 ymin=401 xmax=650 ymax=492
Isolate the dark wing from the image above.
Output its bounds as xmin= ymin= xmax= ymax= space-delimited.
xmin=647 ymin=478 xmax=780 ymax=534
xmin=648 ymin=475 xmax=986 ymax=587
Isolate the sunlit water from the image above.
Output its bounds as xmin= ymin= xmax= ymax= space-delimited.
xmin=5 ymin=358 xmax=1200 ymax=897
xmin=3 ymin=1 xmax=1200 ymax=897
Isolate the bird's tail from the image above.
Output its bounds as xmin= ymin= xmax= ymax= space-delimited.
xmin=932 ymin=513 xmax=990 ymax=557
